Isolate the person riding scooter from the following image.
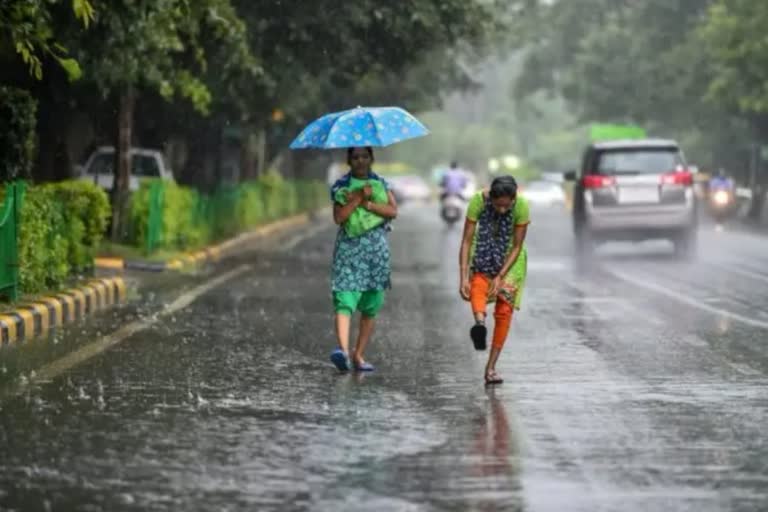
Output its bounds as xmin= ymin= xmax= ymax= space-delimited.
xmin=440 ymin=161 xmax=469 ymax=200
xmin=440 ymin=161 xmax=470 ymax=225
xmin=707 ymin=168 xmax=736 ymax=222
xmin=709 ymin=168 xmax=734 ymax=194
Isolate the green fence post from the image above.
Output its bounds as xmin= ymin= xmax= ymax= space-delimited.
xmin=0 ymin=182 xmax=25 ymax=302
xmin=146 ymin=180 xmax=164 ymax=254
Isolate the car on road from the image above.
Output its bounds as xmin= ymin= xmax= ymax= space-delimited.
xmin=388 ymin=174 xmax=432 ymax=203
xmin=520 ymin=180 xmax=566 ymax=207
xmin=76 ymin=146 xmax=175 ymax=192
xmin=565 ymin=139 xmax=697 ymax=258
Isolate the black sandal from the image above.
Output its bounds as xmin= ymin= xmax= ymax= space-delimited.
xmin=485 ymin=370 xmax=504 ymax=386
xmin=470 ymin=324 xmax=487 ymax=351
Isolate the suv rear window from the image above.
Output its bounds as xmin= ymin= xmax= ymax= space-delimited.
xmin=595 ymin=148 xmax=683 ymax=176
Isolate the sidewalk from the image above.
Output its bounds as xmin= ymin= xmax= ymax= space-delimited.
xmin=1 ymin=209 xmax=328 ymax=347
xmin=95 ymin=211 xmax=322 ymax=272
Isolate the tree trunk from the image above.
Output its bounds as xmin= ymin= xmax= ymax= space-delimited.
xmin=256 ymin=127 xmax=267 ymax=177
xmin=239 ymin=124 xmax=256 ymax=182
xmin=111 ymin=86 xmax=134 ymax=241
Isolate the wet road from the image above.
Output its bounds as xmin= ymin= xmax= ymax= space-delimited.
xmin=2 ymin=202 xmax=768 ymax=511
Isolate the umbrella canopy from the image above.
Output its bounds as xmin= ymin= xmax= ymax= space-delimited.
xmin=289 ymin=106 xmax=429 ymax=149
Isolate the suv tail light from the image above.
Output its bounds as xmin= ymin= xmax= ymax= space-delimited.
xmin=660 ymin=170 xmax=692 ymax=186
xmin=583 ymin=175 xmax=616 ymax=189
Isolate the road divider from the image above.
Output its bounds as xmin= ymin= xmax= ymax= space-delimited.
xmin=95 ymin=211 xmax=326 ymax=272
xmin=0 ymin=277 xmax=127 ymax=346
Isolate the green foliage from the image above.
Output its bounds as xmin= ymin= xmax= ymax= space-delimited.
xmin=17 ymin=181 xmax=110 ymax=293
xmin=72 ymin=0 xmax=258 ymax=116
xmin=235 ymin=183 xmax=266 ymax=229
xmin=45 ymin=181 xmax=111 ymax=271
xmin=130 ymin=181 xmax=206 ymax=254
xmin=700 ymin=1 xmax=768 ymax=115
xmin=128 ymin=177 xmax=327 ymax=254
xmin=217 ymin=0 xmax=505 ymax=165
xmin=257 ymin=170 xmax=287 ymax=221
xmin=1 ymin=0 xmax=93 ymax=80
xmin=25 ymin=182 xmax=107 ymax=291
xmin=0 ymin=87 xmax=37 ymax=182
xmin=18 ymin=187 xmax=67 ymax=293
xmin=511 ymin=0 xmax=760 ymax=172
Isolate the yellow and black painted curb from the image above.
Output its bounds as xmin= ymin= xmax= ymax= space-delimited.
xmin=95 ymin=212 xmax=315 ymax=273
xmin=0 ymin=277 xmax=126 ymax=347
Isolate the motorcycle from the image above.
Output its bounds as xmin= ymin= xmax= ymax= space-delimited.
xmin=440 ymin=193 xmax=465 ymax=225
xmin=707 ymin=187 xmax=736 ymax=223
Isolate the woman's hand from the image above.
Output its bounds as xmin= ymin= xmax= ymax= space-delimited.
xmin=362 ymin=184 xmax=373 ymax=199
xmin=460 ymin=280 xmax=471 ymax=301
xmin=487 ymin=276 xmax=502 ymax=298
xmin=345 ymin=190 xmax=364 ymax=205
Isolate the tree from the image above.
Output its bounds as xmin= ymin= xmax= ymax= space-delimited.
xmin=65 ymin=0 xmax=257 ymax=239
xmin=229 ymin=0 xmax=505 ymax=179
xmin=700 ymin=0 xmax=768 ymax=218
xmin=512 ymin=0 xmax=754 ymax=175
xmin=0 ymin=0 xmax=93 ymax=80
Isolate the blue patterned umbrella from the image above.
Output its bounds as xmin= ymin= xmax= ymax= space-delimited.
xmin=289 ymin=106 xmax=429 ymax=149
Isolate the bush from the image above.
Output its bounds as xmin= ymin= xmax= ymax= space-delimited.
xmin=17 ymin=181 xmax=111 ymax=293
xmin=18 ymin=187 xmax=68 ymax=293
xmin=258 ymin=170 xmax=285 ymax=220
xmin=236 ymin=183 xmax=266 ymax=230
xmin=130 ymin=180 xmax=210 ymax=253
xmin=45 ymin=181 xmax=111 ymax=271
xmin=128 ymin=175 xmax=328 ymax=254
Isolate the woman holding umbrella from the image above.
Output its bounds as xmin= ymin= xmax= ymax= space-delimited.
xmin=289 ymin=106 xmax=429 ymax=372
xmin=328 ymin=146 xmax=398 ymax=372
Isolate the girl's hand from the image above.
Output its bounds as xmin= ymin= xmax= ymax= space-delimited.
xmin=345 ymin=190 xmax=364 ymax=204
xmin=460 ymin=280 xmax=471 ymax=301
xmin=362 ymin=184 xmax=373 ymax=199
xmin=488 ymin=276 xmax=502 ymax=297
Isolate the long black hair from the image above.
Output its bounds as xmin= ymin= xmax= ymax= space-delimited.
xmin=347 ymin=146 xmax=375 ymax=167
xmin=489 ymin=175 xmax=518 ymax=199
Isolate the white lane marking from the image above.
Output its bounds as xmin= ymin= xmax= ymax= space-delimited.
xmin=283 ymin=220 xmax=335 ymax=251
xmin=283 ymin=230 xmax=317 ymax=251
xmin=607 ymin=268 xmax=768 ymax=330
xmin=4 ymin=264 xmax=253 ymax=399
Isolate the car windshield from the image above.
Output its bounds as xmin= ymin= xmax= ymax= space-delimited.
xmin=86 ymin=153 xmax=160 ymax=177
xmin=87 ymin=153 xmax=114 ymax=175
xmin=597 ymin=149 xmax=683 ymax=175
xmin=132 ymin=155 xmax=161 ymax=177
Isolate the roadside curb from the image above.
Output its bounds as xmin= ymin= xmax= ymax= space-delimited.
xmin=0 ymin=277 xmax=127 ymax=347
xmin=95 ymin=212 xmax=318 ymax=273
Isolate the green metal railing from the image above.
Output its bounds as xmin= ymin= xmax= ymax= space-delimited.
xmin=146 ymin=180 xmax=164 ymax=253
xmin=142 ymin=179 xmax=326 ymax=255
xmin=0 ymin=182 xmax=25 ymax=301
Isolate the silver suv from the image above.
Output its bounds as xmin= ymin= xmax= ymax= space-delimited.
xmin=565 ymin=139 xmax=697 ymax=258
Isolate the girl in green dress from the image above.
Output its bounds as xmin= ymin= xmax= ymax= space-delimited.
xmin=459 ymin=176 xmax=530 ymax=385
xmin=329 ymin=147 xmax=398 ymax=372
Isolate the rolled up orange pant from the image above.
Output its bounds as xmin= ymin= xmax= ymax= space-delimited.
xmin=470 ymin=273 xmax=514 ymax=350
